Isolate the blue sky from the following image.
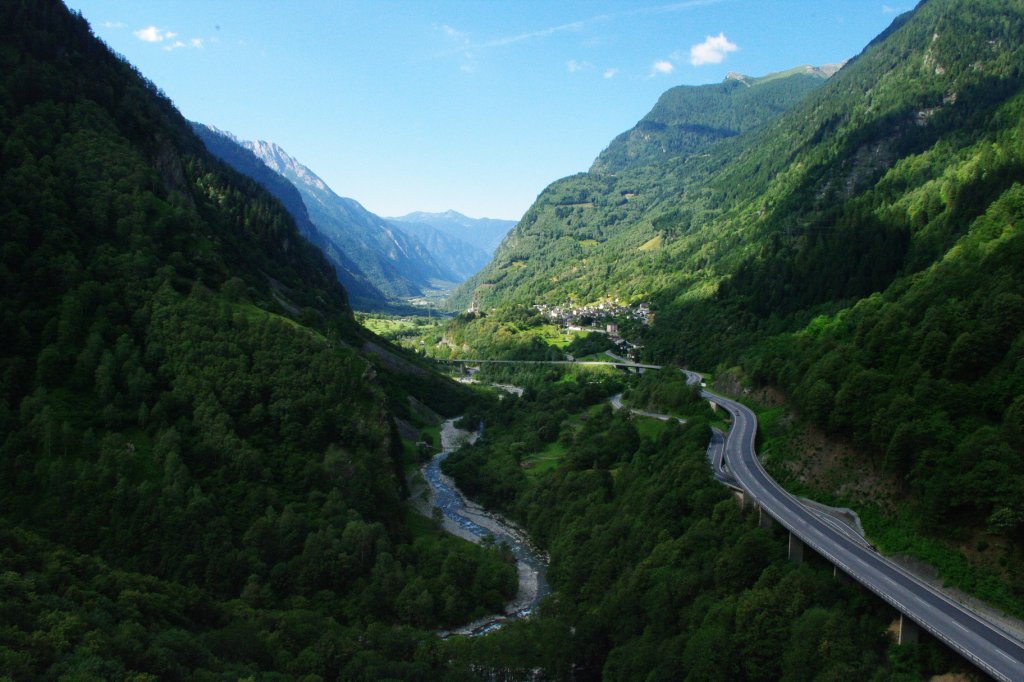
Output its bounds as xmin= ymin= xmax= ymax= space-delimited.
xmin=67 ymin=1 xmax=907 ymax=220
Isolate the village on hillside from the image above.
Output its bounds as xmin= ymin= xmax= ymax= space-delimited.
xmin=534 ymin=300 xmax=654 ymax=361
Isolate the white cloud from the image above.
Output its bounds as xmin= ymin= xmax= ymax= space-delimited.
xmin=652 ymin=59 xmax=675 ymax=75
xmin=567 ymin=59 xmax=594 ymax=73
xmin=135 ymin=25 xmax=203 ymax=51
xmin=689 ymin=32 xmax=738 ymax=66
xmin=103 ymin=21 xmax=126 ymax=29
xmin=603 ymin=68 xmax=619 ymax=79
xmin=134 ymin=25 xmax=166 ymax=42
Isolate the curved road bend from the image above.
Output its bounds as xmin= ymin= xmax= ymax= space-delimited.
xmin=683 ymin=370 xmax=1024 ymax=682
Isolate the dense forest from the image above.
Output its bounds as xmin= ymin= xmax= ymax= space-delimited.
xmin=440 ymin=369 xmax=966 ymax=680
xmin=5 ymin=0 xmax=1024 ymax=679
xmin=0 ymin=2 xmax=515 ymax=678
xmin=189 ymin=123 xmax=390 ymax=310
xmin=591 ymin=66 xmax=832 ymax=174
xmin=448 ymin=0 xmax=1024 ymax=611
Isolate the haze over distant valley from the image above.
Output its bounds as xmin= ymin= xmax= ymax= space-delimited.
xmin=194 ymin=124 xmax=515 ymax=310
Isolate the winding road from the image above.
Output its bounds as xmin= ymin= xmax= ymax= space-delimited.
xmin=439 ymin=356 xmax=1024 ymax=677
xmin=683 ymin=370 xmax=1024 ymax=682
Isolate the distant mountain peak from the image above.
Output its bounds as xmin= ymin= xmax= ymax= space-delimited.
xmin=243 ymin=139 xmax=333 ymax=195
xmin=197 ymin=122 xmax=241 ymax=144
xmin=725 ymin=63 xmax=847 ymax=87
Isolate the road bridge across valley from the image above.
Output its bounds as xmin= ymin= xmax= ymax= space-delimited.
xmin=438 ymin=356 xmax=1024 ymax=679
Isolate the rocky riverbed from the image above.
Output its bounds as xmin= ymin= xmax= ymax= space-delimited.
xmin=412 ymin=418 xmax=550 ymax=637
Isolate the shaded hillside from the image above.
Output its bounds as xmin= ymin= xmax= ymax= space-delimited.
xmin=245 ymin=139 xmax=457 ymax=299
xmin=386 ymin=216 xmax=492 ymax=281
xmin=0 ymin=2 xmax=512 ymax=678
xmin=192 ymin=123 xmax=388 ymax=308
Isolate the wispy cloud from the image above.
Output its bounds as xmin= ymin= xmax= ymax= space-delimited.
xmin=464 ymin=18 xmax=591 ymax=52
xmin=689 ymin=32 xmax=738 ymax=66
xmin=603 ymin=68 xmax=619 ymax=79
xmin=437 ymin=0 xmax=729 ymax=57
xmin=440 ymin=24 xmax=470 ymax=45
xmin=567 ymin=59 xmax=594 ymax=73
xmin=134 ymin=25 xmax=203 ymax=51
xmin=437 ymin=23 xmax=477 ymax=73
xmin=882 ymin=4 xmax=901 ymax=13
xmin=103 ymin=21 xmax=126 ymax=29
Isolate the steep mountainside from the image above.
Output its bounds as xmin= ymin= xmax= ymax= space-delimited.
xmin=192 ymin=123 xmax=388 ymax=308
xmin=453 ymin=0 xmax=1024 ymax=578
xmin=591 ymin=64 xmax=835 ymax=174
xmin=384 ymin=217 xmax=492 ymax=281
xmin=449 ymin=64 xmax=835 ymax=311
xmin=391 ymin=209 xmax=516 ymax=255
xmin=245 ymin=139 xmax=457 ymax=299
xmin=0 ymin=2 xmax=512 ymax=678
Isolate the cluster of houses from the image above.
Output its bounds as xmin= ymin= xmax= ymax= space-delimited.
xmin=534 ymin=300 xmax=654 ymax=361
xmin=534 ymin=300 xmax=653 ymax=328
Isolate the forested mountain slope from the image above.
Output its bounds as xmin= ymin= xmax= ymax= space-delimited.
xmin=455 ymin=0 xmax=1024 ymax=577
xmin=591 ymin=65 xmax=835 ymax=174
xmin=448 ymin=64 xmax=834 ymax=311
xmin=0 ymin=2 xmax=512 ymax=678
xmin=192 ymin=123 xmax=389 ymax=308
xmin=244 ymin=138 xmax=458 ymax=299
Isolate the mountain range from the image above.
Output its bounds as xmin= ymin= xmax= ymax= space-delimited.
xmin=194 ymin=125 xmax=514 ymax=309
xmin=390 ymin=210 xmax=516 ymax=255
xmin=6 ymin=0 xmax=1024 ymax=678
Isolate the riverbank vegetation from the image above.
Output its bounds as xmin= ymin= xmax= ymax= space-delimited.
xmin=445 ymin=0 xmax=1024 ymax=630
xmin=441 ymin=368 xmax=967 ymax=679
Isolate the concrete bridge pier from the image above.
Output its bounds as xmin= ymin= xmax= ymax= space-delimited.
xmin=735 ymin=490 xmax=757 ymax=511
xmin=898 ymin=613 xmax=919 ymax=645
xmin=758 ymin=506 xmax=774 ymax=530
xmin=788 ymin=532 xmax=805 ymax=564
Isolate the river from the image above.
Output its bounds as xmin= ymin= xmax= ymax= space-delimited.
xmin=417 ymin=418 xmax=551 ymax=637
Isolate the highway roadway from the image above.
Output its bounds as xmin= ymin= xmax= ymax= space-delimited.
xmin=440 ymin=356 xmax=1024 ymax=677
xmin=683 ymin=370 xmax=1024 ymax=682
xmin=441 ymin=358 xmax=663 ymax=370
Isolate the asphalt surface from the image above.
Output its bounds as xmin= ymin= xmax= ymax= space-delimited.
xmin=436 ymin=359 xmax=1024 ymax=676
xmin=443 ymin=358 xmax=663 ymax=370
xmin=684 ymin=370 xmax=1024 ymax=682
